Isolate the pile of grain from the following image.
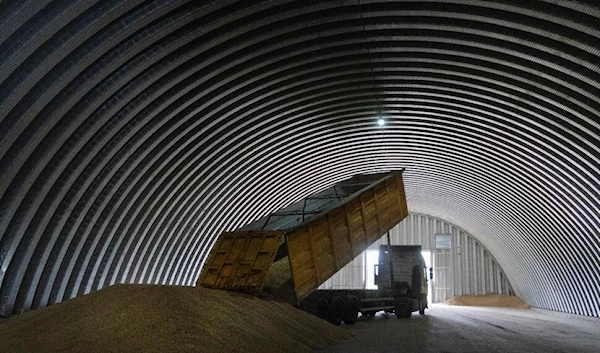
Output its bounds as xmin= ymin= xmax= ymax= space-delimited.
xmin=0 ymin=284 xmax=351 ymax=353
xmin=263 ymin=256 xmax=293 ymax=292
xmin=445 ymin=293 xmax=530 ymax=309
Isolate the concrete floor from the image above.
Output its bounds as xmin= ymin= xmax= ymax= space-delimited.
xmin=323 ymin=305 xmax=600 ymax=353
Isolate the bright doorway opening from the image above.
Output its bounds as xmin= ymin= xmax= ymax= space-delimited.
xmin=365 ymin=249 xmax=379 ymax=289
xmin=421 ymin=251 xmax=432 ymax=304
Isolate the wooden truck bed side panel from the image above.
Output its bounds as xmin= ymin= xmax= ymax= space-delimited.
xmin=288 ymin=172 xmax=409 ymax=302
xmin=197 ymin=231 xmax=284 ymax=292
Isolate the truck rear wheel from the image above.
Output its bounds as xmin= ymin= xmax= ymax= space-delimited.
xmin=418 ymin=299 xmax=427 ymax=315
xmin=329 ymin=296 xmax=345 ymax=326
xmin=343 ymin=296 xmax=360 ymax=325
xmin=395 ymin=308 xmax=412 ymax=319
xmin=394 ymin=298 xmax=412 ymax=319
xmin=315 ymin=297 xmax=330 ymax=321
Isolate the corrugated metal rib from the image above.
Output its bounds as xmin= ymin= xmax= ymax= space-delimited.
xmin=0 ymin=1 xmax=598 ymax=317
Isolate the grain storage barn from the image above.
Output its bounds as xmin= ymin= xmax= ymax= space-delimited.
xmin=0 ymin=1 xmax=599 ymax=352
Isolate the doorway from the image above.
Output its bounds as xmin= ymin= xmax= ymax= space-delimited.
xmin=365 ymin=249 xmax=379 ymax=289
xmin=421 ymin=250 xmax=433 ymax=304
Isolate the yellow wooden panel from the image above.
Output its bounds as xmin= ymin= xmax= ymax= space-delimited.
xmin=349 ymin=229 xmax=366 ymax=256
xmin=362 ymin=199 xmax=377 ymax=219
xmin=332 ymin=237 xmax=352 ymax=262
xmin=287 ymin=171 xmax=409 ymax=302
xmin=287 ymin=227 xmax=310 ymax=255
xmin=316 ymin=254 xmax=337 ymax=277
xmin=295 ymin=276 xmax=319 ymax=299
xmin=292 ymin=261 xmax=319 ymax=299
xmin=197 ymin=230 xmax=284 ymax=292
xmin=331 ymin=222 xmax=349 ymax=239
xmin=289 ymin=249 xmax=313 ymax=268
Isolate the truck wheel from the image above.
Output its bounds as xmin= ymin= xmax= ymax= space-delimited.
xmin=419 ymin=308 xmax=425 ymax=315
xmin=315 ymin=297 xmax=330 ymax=321
xmin=395 ymin=307 xmax=412 ymax=319
xmin=343 ymin=296 xmax=360 ymax=325
xmin=329 ymin=296 xmax=345 ymax=326
xmin=394 ymin=299 xmax=408 ymax=319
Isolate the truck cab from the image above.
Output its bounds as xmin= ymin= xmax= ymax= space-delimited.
xmin=375 ymin=245 xmax=428 ymax=318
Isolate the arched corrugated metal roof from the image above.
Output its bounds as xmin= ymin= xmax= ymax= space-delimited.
xmin=0 ymin=0 xmax=598 ymax=317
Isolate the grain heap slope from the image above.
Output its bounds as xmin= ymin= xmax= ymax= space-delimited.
xmin=446 ymin=293 xmax=530 ymax=309
xmin=0 ymin=284 xmax=352 ymax=353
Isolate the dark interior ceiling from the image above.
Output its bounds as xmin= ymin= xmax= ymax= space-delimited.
xmin=0 ymin=0 xmax=598 ymax=317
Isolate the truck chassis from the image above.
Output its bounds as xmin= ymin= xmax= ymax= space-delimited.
xmin=301 ymin=245 xmax=429 ymax=324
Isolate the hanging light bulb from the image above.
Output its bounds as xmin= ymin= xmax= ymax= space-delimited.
xmin=378 ymin=118 xmax=385 ymax=126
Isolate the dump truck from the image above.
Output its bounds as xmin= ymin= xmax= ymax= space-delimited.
xmin=197 ymin=170 xmax=416 ymax=324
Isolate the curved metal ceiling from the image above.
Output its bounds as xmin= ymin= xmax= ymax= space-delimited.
xmin=0 ymin=0 xmax=598 ymax=317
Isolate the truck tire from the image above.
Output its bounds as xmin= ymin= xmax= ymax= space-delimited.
xmin=329 ymin=296 xmax=345 ymax=326
xmin=418 ymin=298 xmax=427 ymax=315
xmin=394 ymin=298 xmax=409 ymax=319
xmin=315 ymin=297 xmax=330 ymax=321
xmin=343 ymin=296 xmax=360 ymax=325
xmin=396 ymin=308 xmax=412 ymax=319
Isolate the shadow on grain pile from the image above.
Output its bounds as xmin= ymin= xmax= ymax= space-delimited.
xmin=0 ymin=284 xmax=352 ymax=353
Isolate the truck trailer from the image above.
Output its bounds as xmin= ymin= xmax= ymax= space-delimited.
xmin=197 ymin=170 xmax=417 ymax=324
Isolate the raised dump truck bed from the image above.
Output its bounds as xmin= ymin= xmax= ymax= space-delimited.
xmin=197 ymin=170 xmax=409 ymax=319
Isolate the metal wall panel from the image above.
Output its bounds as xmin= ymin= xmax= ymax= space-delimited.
xmin=320 ymin=213 xmax=513 ymax=302
xmin=319 ymin=254 xmax=367 ymax=290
